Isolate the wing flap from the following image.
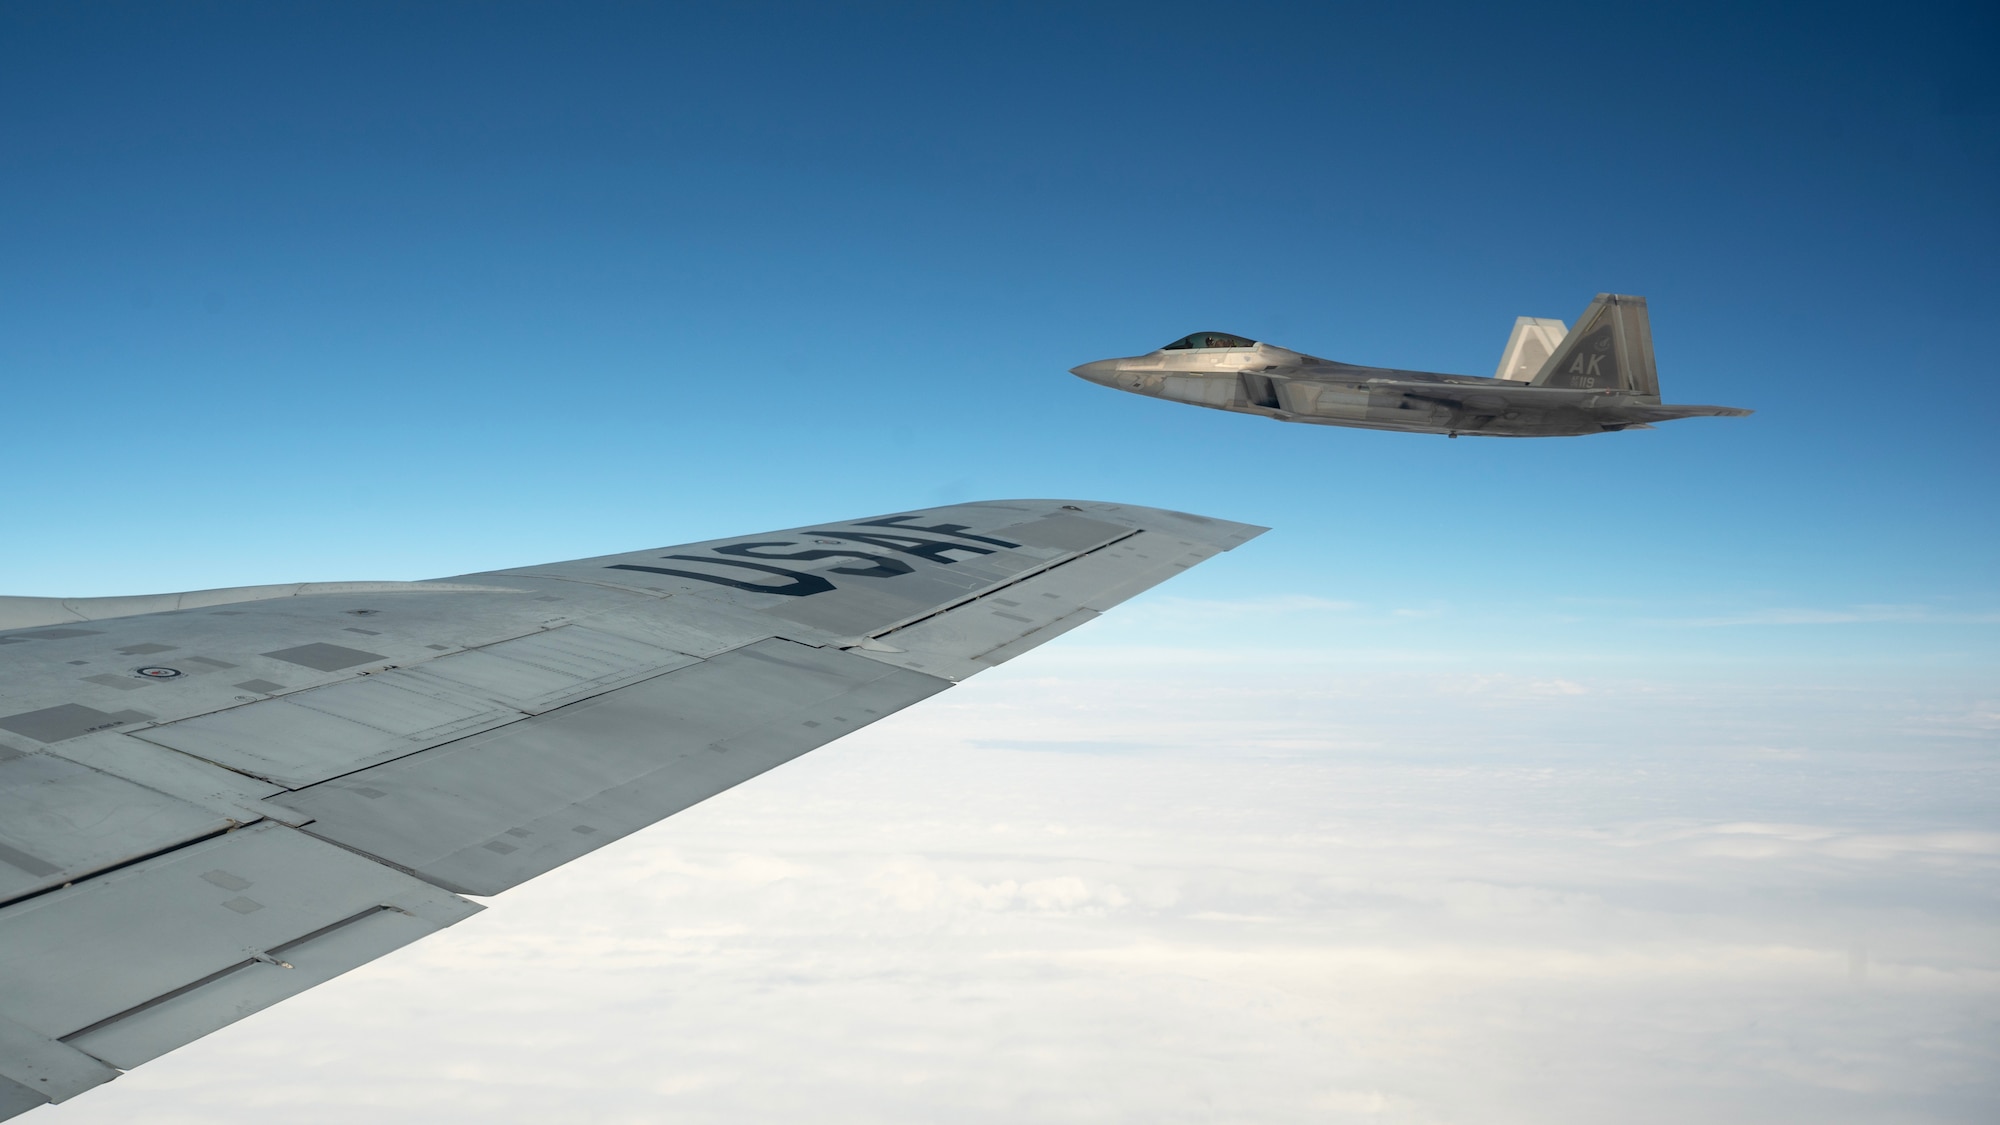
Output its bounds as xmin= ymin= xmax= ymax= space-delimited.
xmin=65 ymin=902 xmax=452 ymax=1069
xmin=0 ymin=750 xmax=239 ymax=907
xmin=0 ymin=820 xmax=478 ymax=1116
xmin=0 ymin=1017 xmax=117 ymax=1110
xmin=271 ymin=639 xmax=950 ymax=896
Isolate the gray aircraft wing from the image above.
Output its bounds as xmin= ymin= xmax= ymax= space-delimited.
xmin=0 ymin=499 xmax=1263 ymax=1120
xmin=1330 ymin=378 xmax=1754 ymax=418
xmin=1602 ymin=402 xmax=1755 ymax=421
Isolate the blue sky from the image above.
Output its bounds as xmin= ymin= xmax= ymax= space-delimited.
xmin=4 ymin=2 xmax=1994 ymax=656
xmin=6 ymin=5 xmax=1998 ymax=1120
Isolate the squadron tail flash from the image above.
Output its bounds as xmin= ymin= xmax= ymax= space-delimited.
xmin=1528 ymin=293 xmax=1659 ymax=398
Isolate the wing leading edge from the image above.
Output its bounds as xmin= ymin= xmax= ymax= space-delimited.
xmin=0 ymin=499 xmax=1263 ymax=1119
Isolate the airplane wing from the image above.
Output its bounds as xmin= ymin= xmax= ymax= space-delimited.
xmin=0 ymin=499 xmax=1263 ymax=1120
xmin=1351 ymin=380 xmax=1753 ymax=419
xmin=1612 ymin=402 xmax=1755 ymax=420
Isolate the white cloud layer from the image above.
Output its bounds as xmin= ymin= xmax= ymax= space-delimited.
xmin=1663 ymin=605 xmax=2000 ymax=627
xmin=37 ymin=645 xmax=2000 ymax=1125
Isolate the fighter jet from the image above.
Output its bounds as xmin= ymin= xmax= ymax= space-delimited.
xmin=1071 ymin=293 xmax=1751 ymax=438
xmin=0 ymin=500 xmax=1260 ymax=1120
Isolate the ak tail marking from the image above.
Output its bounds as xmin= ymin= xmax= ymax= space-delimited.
xmin=1528 ymin=293 xmax=1658 ymax=398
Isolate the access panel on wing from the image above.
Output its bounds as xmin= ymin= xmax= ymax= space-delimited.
xmin=124 ymin=626 xmax=700 ymax=789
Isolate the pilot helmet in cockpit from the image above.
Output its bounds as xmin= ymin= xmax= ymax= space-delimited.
xmin=1161 ymin=331 xmax=1257 ymax=351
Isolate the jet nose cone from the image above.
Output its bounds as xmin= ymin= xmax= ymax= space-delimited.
xmin=1070 ymin=359 xmax=1119 ymax=385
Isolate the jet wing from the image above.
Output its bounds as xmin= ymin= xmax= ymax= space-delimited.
xmin=1351 ymin=377 xmax=1589 ymax=403
xmin=0 ymin=499 xmax=1263 ymax=1120
xmin=1610 ymin=402 xmax=1755 ymax=421
xmin=1341 ymin=379 xmax=1753 ymax=419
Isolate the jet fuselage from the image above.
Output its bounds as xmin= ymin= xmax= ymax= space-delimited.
xmin=1070 ymin=296 xmax=1751 ymax=438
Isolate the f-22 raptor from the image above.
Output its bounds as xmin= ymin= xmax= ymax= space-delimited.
xmin=1071 ymin=293 xmax=1751 ymax=438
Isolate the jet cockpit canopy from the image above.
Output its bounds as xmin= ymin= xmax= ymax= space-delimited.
xmin=1162 ymin=331 xmax=1257 ymax=351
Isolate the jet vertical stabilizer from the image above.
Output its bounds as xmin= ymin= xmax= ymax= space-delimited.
xmin=1529 ymin=293 xmax=1659 ymax=398
xmin=1494 ymin=316 xmax=1567 ymax=381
